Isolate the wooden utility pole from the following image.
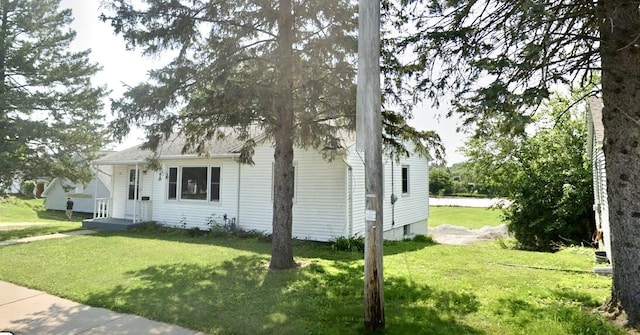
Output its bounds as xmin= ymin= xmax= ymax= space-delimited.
xmin=356 ymin=0 xmax=385 ymax=331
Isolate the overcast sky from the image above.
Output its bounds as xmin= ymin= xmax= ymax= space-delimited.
xmin=60 ymin=0 xmax=468 ymax=164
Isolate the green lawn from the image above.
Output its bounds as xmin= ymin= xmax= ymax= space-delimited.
xmin=429 ymin=206 xmax=504 ymax=229
xmin=0 ymin=229 xmax=622 ymax=335
xmin=0 ymin=195 xmax=84 ymax=241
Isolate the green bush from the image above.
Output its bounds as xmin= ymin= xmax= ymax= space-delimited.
xmin=332 ymin=235 xmax=364 ymax=252
xmin=429 ymin=167 xmax=454 ymax=195
xmin=20 ymin=180 xmax=36 ymax=197
xmin=463 ymin=92 xmax=595 ymax=251
xmin=412 ymin=234 xmax=435 ymax=243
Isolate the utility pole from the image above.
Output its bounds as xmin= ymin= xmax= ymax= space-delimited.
xmin=356 ymin=0 xmax=385 ymax=331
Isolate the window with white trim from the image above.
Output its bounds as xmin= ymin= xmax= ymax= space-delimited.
xmin=210 ymin=167 xmax=221 ymax=202
xmin=401 ymin=165 xmax=409 ymax=195
xmin=168 ymin=167 xmax=178 ymax=200
xmin=167 ymin=166 xmax=221 ymax=202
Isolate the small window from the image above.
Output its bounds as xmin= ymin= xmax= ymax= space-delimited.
xmin=75 ymin=183 xmax=84 ymax=194
xmin=168 ymin=167 xmax=178 ymax=200
xmin=401 ymin=166 xmax=409 ymax=194
xmin=210 ymin=167 xmax=221 ymax=202
xmin=128 ymin=169 xmax=139 ymax=200
xmin=403 ymin=224 xmax=411 ymax=236
xmin=181 ymin=167 xmax=207 ymax=200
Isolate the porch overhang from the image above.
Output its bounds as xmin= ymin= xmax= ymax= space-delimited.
xmin=94 ymin=153 xmax=241 ymax=166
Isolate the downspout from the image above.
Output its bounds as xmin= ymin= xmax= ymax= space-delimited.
xmin=134 ymin=164 xmax=139 ymax=223
xmin=109 ymin=165 xmax=115 ymax=218
xmin=236 ymin=160 xmax=241 ymax=229
xmin=342 ymin=157 xmax=353 ymax=236
xmin=390 ymin=159 xmax=397 ymax=226
xmin=93 ymin=164 xmax=98 ymax=218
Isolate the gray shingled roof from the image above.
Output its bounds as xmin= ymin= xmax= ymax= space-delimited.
xmin=95 ymin=131 xmax=261 ymax=165
xmin=95 ymin=126 xmax=357 ymax=165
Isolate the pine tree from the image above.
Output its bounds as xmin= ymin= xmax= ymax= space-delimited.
xmin=0 ymin=0 xmax=107 ymax=190
xmin=101 ymin=0 xmax=442 ymax=269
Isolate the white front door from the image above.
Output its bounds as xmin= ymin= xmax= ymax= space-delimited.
xmin=125 ymin=168 xmax=140 ymax=219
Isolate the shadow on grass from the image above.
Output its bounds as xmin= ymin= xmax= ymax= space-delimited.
xmin=36 ymin=209 xmax=91 ymax=222
xmin=91 ymin=228 xmax=435 ymax=262
xmin=493 ymin=293 xmax=625 ymax=335
xmin=85 ymin=255 xmax=483 ymax=335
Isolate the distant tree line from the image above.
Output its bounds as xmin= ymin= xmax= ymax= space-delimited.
xmin=429 ymin=163 xmax=496 ymax=197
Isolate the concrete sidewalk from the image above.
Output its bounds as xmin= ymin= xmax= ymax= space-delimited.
xmin=0 ymin=230 xmax=98 ymax=247
xmin=0 ymin=281 xmax=205 ymax=335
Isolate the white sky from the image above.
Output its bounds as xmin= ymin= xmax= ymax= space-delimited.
xmin=60 ymin=0 xmax=468 ymax=164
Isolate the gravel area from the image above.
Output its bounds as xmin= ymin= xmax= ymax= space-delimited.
xmin=428 ymin=223 xmax=511 ymax=245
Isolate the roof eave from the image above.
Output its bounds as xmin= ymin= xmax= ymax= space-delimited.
xmin=94 ymin=153 xmax=241 ymax=165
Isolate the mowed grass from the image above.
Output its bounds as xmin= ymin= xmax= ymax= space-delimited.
xmin=0 ymin=229 xmax=622 ymax=335
xmin=0 ymin=195 xmax=84 ymax=241
xmin=429 ymin=206 xmax=504 ymax=229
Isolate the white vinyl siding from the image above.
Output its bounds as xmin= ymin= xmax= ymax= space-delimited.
xmin=592 ymin=131 xmax=611 ymax=261
xmin=384 ymin=154 xmax=428 ymax=234
xmin=239 ymin=141 xmax=348 ymax=241
xmin=347 ymin=152 xmax=366 ymax=237
xmin=102 ymin=137 xmax=429 ymax=242
xmin=347 ymin=145 xmax=429 ymax=239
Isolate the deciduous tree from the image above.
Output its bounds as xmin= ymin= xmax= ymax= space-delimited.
xmin=392 ymin=0 xmax=640 ymax=325
xmin=463 ymin=91 xmax=594 ymax=251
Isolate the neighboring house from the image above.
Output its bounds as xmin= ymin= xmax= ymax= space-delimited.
xmin=1 ymin=176 xmax=48 ymax=196
xmin=587 ymin=97 xmax=611 ymax=263
xmin=1 ymin=178 xmax=21 ymax=194
xmin=91 ymin=132 xmax=429 ymax=242
xmin=43 ymin=166 xmax=112 ymax=214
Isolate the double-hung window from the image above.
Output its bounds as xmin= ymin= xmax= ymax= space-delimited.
xmin=167 ymin=166 xmax=221 ymax=202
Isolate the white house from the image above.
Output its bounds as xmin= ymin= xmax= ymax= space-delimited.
xmin=43 ymin=166 xmax=112 ymax=214
xmin=89 ymin=133 xmax=429 ymax=241
xmin=587 ymin=97 xmax=611 ymax=263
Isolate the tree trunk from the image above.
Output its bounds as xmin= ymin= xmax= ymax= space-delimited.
xmin=599 ymin=0 xmax=640 ymax=326
xmin=270 ymin=0 xmax=296 ymax=270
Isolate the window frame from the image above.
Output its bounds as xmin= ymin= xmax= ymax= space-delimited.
xmin=210 ymin=166 xmax=221 ymax=202
xmin=401 ymin=165 xmax=410 ymax=195
xmin=166 ymin=165 xmax=222 ymax=203
xmin=180 ymin=166 xmax=208 ymax=201
xmin=128 ymin=169 xmax=140 ymax=200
